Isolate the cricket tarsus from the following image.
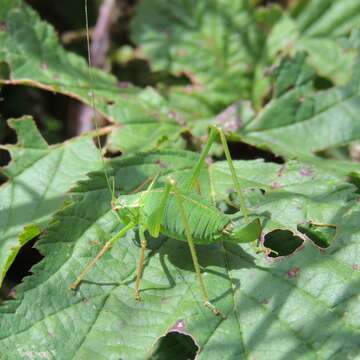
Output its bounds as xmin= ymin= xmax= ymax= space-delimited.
xmin=204 ymin=301 xmax=224 ymax=318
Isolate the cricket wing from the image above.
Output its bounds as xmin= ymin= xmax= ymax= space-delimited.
xmin=144 ymin=190 xmax=231 ymax=244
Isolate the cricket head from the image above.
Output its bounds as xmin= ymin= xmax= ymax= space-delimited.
xmin=113 ymin=193 xmax=143 ymax=225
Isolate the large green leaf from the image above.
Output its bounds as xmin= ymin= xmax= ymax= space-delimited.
xmin=1 ymin=152 xmax=359 ymax=359
xmin=132 ymin=0 xmax=265 ymax=109
xmin=132 ymin=0 xmax=359 ymax=113
xmin=200 ymin=158 xmax=357 ymax=238
xmin=241 ymin=52 xmax=360 ymax=158
xmin=0 ymin=0 xmax=182 ymax=153
xmin=267 ymin=0 xmax=360 ymax=85
xmin=0 ymin=117 xmax=102 ymax=287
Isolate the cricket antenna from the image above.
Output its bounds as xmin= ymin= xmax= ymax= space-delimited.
xmin=84 ymin=0 xmax=115 ymax=202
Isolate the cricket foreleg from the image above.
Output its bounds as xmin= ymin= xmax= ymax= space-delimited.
xmin=69 ymin=222 xmax=135 ymax=290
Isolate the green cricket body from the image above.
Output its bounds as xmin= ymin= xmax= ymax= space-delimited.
xmin=73 ymin=4 xmax=259 ymax=316
xmin=115 ymin=187 xmax=261 ymax=245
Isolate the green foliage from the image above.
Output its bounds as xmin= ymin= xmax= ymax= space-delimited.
xmin=0 ymin=153 xmax=359 ymax=359
xmin=0 ymin=0 xmax=182 ymax=153
xmin=1 ymin=0 xmax=360 ymax=359
xmin=242 ymin=53 xmax=360 ymax=158
xmin=267 ymin=0 xmax=360 ymax=85
xmin=132 ymin=0 xmax=265 ymax=108
xmin=133 ymin=0 xmax=359 ymax=108
xmin=0 ymin=117 xmax=101 ymax=286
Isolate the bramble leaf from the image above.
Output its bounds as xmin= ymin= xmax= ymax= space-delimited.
xmin=0 ymin=0 xmax=182 ymax=153
xmin=132 ymin=0 xmax=265 ymax=109
xmin=210 ymin=158 xmax=357 ymax=239
xmin=241 ymin=52 xmax=360 ymax=158
xmin=0 ymin=117 xmax=102 ymax=286
xmin=132 ymin=0 xmax=359 ymax=111
xmin=267 ymin=0 xmax=360 ymax=85
xmin=1 ymin=2 xmax=360 ymax=359
xmin=1 ymin=152 xmax=359 ymax=359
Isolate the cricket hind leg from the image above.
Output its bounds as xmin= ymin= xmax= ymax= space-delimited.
xmin=215 ymin=127 xmax=249 ymax=222
xmin=168 ymin=177 xmax=224 ymax=317
xmin=186 ymin=126 xmax=249 ymax=222
xmin=134 ymin=227 xmax=147 ymax=301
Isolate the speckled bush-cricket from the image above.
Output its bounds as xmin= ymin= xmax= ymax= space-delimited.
xmin=69 ymin=1 xmax=261 ymax=316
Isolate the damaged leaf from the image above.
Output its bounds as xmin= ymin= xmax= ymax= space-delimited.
xmin=1 ymin=152 xmax=359 ymax=359
xmin=0 ymin=117 xmax=102 ymax=286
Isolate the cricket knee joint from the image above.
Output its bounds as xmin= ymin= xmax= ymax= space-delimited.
xmin=111 ymin=200 xmax=117 ymax=211
xmin=204 ymin=301 xmax=225 ymax=318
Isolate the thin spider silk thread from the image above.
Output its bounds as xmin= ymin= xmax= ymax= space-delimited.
xmin=84 ymin=0 xmax=113 ymax=198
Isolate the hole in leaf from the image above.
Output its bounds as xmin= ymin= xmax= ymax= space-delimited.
xmin=349 ymin=172 xmax=360 ymax=193
xmin=114 ymin=59 xmax=191 ymax=88
xmin=0 ymin=147 xmax=11 ymax=169
xmin=227 ymin=141 xmax=284 ymax=163
xmin=297 ymin=223 xmax=335 ymax=249
xmin=1 ymin=85 xmax=69 ymax=144
xmin=1 ymin=239 xmax=43 ymax=299
xmin=105 ymin=99 xmax=115 ymax=105
xmin=104 ymin=148 xmax=122 ymax=159
xmin=314 ymin=76 xmax=333 ymax=90
xmin=263 ymin=229 xmax=304 ymax=257
xmin=150 ymin=332 xmax=199 ymax=360
xmin=0 ymin=61 xmax=10 ymax=79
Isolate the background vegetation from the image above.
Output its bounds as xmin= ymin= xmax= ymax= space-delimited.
xmin=1 ymin=0 xmax=360 ymax=359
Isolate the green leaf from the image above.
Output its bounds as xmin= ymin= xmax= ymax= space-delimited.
xmin=210 ymin=158 xmax=357 ymax=235
xmin=0 ymin=0 xmax=182 ymax=153
xmin=267 ymin=0 xmax=360 ymax=85
xmin=106 ymin=88 xmax=182 ymax=153
xmin=0 ymin=117 xmax=102 ymax=286
xmin=132 ymin=0 xmax=265 ymax=109
xmin=1 ymin=2 xmax=359 ymax=358
xmin=242 ymin=52 xmax=360 ymax=158
xmin=132 ymin=0 xmax=358 ymax=113
xmin=1 ymin=152 xmax=359 ymax=359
